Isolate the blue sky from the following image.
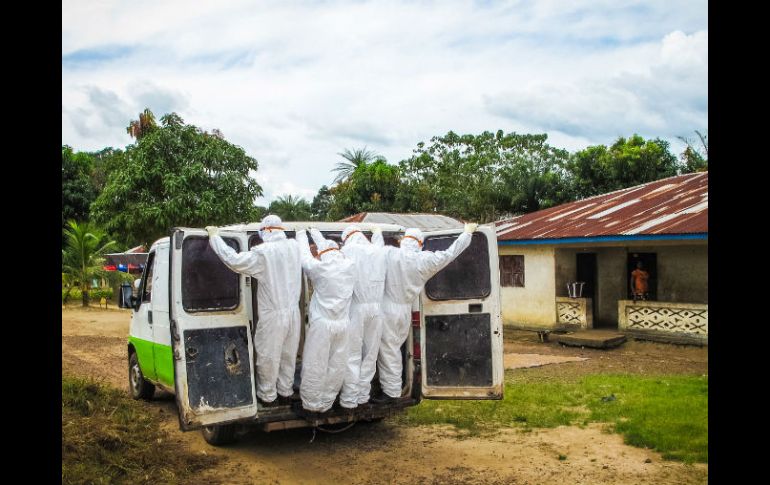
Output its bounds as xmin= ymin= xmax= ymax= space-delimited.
xmin=62 ymin=0 xmax=708 ymax=205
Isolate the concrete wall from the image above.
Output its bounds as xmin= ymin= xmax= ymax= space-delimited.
xmin=498 ymin=245 xmax=555 ymax=328
xmin=655 ymin=245 xmax=708 ymax=304
xmin=554 ymin=249 xmax=577 ymax=298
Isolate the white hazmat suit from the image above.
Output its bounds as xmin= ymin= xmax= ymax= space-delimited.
xmin=207 ymin=215 xmax=302 ymax=405
xmin=372 ymin=224 xmax=475 ymax=400
xmin=339 ymin=225 xmax=388 ymax=408
xmin=296 ymin=229 xmax=356 ymax=413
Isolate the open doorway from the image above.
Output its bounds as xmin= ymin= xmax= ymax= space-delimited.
xmin=627 ymin=252 xmax=657 ymax=301
xmin=576 ymin=253 xmax=598 ymax=326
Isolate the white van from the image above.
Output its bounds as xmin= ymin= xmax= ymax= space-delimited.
xmin=121 ymin=222 xmax=503 ymax=445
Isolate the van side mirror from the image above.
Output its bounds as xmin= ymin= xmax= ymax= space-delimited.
xmin=118 ymin=283 xmax=133 ymax=309
xmin=134 ymin=278 xmax=142 ymax=289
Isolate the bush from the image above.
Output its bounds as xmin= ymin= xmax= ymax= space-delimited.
xmin=62 ymin=287 xmax=114 ymax=303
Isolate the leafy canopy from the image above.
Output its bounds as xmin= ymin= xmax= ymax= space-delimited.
xmin=91 ymin=111 xmax=263 ymax=246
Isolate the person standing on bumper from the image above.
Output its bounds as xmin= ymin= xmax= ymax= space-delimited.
xmin=295 ymin=229 xmax=356 ymax=414
xmin=206 ymin=215 xmax=302 ymax=407
xmin=371 ymin=223 xmax=477 ymax=403
xmin=339 ymin=225 xmax=387 ymax=408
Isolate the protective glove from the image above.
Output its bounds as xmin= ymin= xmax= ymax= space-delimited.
xmin=464 ymin=222 xmax=478 ymax=234
xmin=205 ymin=226 xmax=219 ymax=237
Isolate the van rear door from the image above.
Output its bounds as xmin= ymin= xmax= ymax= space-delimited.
xmin=419 ymin=226 xmax=504 ymax=399
xmin=169 ymin=228 xmax=257 ymax=430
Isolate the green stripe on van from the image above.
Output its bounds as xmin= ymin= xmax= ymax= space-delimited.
xmin=128 ymin=336 xmax=174 ymax=388
xmin=128 ymin=336 xmax=157 ymax=381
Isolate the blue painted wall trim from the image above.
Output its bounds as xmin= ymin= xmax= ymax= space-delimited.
xmin=497 ymin=233 xmax=708 ymax=245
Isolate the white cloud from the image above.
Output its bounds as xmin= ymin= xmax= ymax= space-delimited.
xmin=62 ymin=0 xmax=707 ymax=205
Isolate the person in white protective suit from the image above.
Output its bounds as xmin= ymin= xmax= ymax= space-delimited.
xmin=338 ymin=225 xmax=388 ymax=408
xmin=295 ymin=229 xmax=356 ymax=416
xmin=370 ymin=222 xmax=477 ymax=404
xmin=205 ymin=215 xmax=302 ymax=407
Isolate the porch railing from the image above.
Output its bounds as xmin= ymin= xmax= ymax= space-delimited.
xmin=556 ymin=297 xmax=593 ymax=329
xmin=618 ymin=300 xmax=708 ymax=343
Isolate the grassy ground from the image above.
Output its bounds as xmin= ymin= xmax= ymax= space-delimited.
xmin=62 ymin=376 xmax=221 ymax=485
xmin=398 ymin=373 xmax=708 ymax=463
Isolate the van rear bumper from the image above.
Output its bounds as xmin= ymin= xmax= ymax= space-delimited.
xmin=249 ymin=397 xmax=419 ymax=431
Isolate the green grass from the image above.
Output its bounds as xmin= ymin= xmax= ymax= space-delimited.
xmin=62 ymin=376 xmax=221 ymax=484
xmin=398 ymin=374 xmax=707 ymax=463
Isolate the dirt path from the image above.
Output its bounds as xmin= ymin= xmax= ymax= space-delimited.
xmin=62 ymin=307 xmax=708 ymax=484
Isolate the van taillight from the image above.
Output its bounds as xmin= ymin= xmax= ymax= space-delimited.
xmin=411 ymin=311 xmax=421 ymax=360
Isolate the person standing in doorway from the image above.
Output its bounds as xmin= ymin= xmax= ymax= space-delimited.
xmin=630 ymin=261 xmax=649 ymax=301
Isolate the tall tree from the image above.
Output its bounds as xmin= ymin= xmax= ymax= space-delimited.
xmin=89 ymin=147 xmax=125 ymax=193
xmin=268 ymin=195 xmax=312 ymax=221
xmin=398 ymin=131 xmax=572 ymax=222
xmin=62 ymin=146 xmax=96 ymax=232
xmin=331 ymin=147 xmax=384 ymax=185
xmin=61 ymin=220 xmax=118 ymax=307
xmin=126 ymin=108 xmax=157 ymax=140
xmin=310 ymin=185 xmax=333 ymax=221
xmin=568 ymin=134 xmax=680 ymax=198
xmin=327 ymin=159 xmax=402 ymax=220
xmin=678 ymin=130 xmax=708 ymax=173
xmin=91 ymin=112 xmax=263 ymax=246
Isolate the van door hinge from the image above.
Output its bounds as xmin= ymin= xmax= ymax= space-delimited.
xmin=170 ymin=319 xmax=180 ymax=342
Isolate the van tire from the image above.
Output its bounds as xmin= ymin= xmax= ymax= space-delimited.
xmin=129 ymin=352 xmax=155 ymax=400
xmin=202 ymin=424 xmax=237 ymax=446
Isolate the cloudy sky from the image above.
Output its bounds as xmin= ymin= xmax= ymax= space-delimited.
xmin=62 ymin=0 xmax=708 ymax=205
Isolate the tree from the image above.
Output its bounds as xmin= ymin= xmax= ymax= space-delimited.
xmin=89 ymin=147 xmax=125 ymax=193
xmin=126 ymin=108 xmax=157 ymax=140
xmin=268 ymin=195 xmax=312 ymax=221
xmin=678 ymin=130 xmax=708 ymax=173
xmin=568 ymin=134 xmax=680 ymax=198
xmin=61 ymin=220 xmax=118 ymax=306
xmin=91 ymin=112 xmax=263 ymax=246
xmin=331 ymin=147 xmax=385 ymax=185
xmin=398 ymin=131 xmax=572 ymax=222
xmin=310 ymin=185 xmax=333 ymax=221
xmin=327 ymin=159 xmax=403 ymax=220
xmin=62 ymin=146 xmax=96 ymax=234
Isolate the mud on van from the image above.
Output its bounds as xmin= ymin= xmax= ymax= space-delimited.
xmin=121 ymin=222 xmax=503 ymax=445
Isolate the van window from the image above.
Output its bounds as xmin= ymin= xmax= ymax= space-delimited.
xmin=424 ymin=232 xmax=491 ymax=300
xmin=182 ymin=236 xmax=240 ymax=312
xmin=141 ymin=252 xmax=155 ymax=302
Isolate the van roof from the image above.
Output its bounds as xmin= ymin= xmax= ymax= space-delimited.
xmin=151 ymin=221 xmax=406 ymax=249
xmin=218 ymin=221 xmax=405 ymax=232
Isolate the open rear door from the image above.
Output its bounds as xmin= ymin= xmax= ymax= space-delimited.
xmin=170 ymin=228 xmax=258 ymax=430
xmin=419 ymin=225 xmax=504 ymax=399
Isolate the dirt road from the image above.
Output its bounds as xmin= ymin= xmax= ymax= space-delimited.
xmin=62 ymin=305 xmax=708 ymax=485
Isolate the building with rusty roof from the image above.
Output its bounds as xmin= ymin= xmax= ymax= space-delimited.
xmin=494 ymin=172 xmax=707 ymax=344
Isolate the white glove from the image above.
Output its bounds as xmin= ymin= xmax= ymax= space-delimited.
xmin=464 ymin=222 xmax=478 ymax=234
xmin=372 ymin=225 xmax=382 ymax=235
xmin=205 ymin=226 xmax=219 ymax=237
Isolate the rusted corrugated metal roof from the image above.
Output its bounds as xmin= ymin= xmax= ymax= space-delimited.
xmin=496 ymin=172 xmax=708 ymax=241
xmin=340 ymin=212 xmax=464 ymax=230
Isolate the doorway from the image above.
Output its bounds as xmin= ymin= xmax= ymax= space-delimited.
xmin=627 ymin=252 xmax=657 ymax=301
xmin=576 ymin=253 xmax=597 ymax=325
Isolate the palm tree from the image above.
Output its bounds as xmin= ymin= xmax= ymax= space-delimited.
xmin=268 ymin=195 xmax=312 ymax=221
xmin=331 ymin=147 xmax=384 ymax=185
xmin=126 ymin=108 xmax=157 ymax=140
xmin=62 ymin=220 xmax=118 ymax=306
